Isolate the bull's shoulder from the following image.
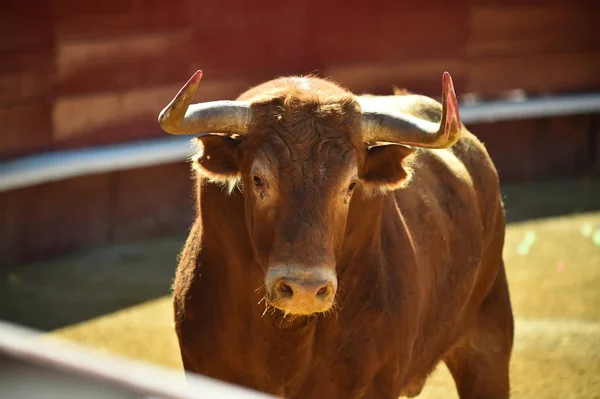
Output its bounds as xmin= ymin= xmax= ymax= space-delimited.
xmin=409 ymin=129 xmax=503 ymax=249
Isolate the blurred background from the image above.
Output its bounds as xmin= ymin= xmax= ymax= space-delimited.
xmin=0 ymin=0 xmax=599 ymax=398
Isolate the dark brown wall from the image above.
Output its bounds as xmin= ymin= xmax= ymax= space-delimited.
xmin=1 ymin=0 xmax=599 ymax=263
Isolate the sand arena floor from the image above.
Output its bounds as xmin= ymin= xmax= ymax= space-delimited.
xmin=1 ymin=180 xmax=599 ymax=398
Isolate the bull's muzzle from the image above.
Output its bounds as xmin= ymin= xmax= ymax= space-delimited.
xmin=266 ymin=267 xmax=337 ymax=315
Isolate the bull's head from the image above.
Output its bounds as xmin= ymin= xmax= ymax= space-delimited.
xmin=158 ymin=71 xmax=461 ymax=316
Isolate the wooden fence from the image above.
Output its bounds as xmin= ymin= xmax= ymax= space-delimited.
xmin=1 ymin=0 xmax=599 ymax=262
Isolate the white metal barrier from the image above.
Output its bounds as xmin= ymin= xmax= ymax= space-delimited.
xmin=0 ymin=319 xmax=277 ymax=399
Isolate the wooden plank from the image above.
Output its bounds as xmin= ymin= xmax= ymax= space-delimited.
xmin=54 ymin=0 xmax=192 ymax=40
xmin=113 ymin=162 xmax=194 ymax=241
xmin=54 ymin=30 xmax=197 ymax=96
xmin=52 ymin=77 xmax=263 ymax=149
xmin=466 ymin=50 xmax=600 ymax=96
xmin=0 ymin=189 xmax=17 ymax=264
xmin=325 ymin=58 xmax=467 ymax=98
xmin=0 ymin=2 xmax=53 ymax=51
xmin=468 ymin=5 xmax=600 ymax=56
xmin=0 ymin=102 xmax=53 ymax=160
xmin=52 ymin=84 xmax=182 ymax=146
xmin=0 ymin=48 xmax=54 ymax=104
xmin=593 ymin=115 xmax=600 ymax=175
xmin=311 ymin=1 xmax=468 ymax=65
xmin=546 ymin=115 xmax=594 ymax=177
xmin=472 ymin=115 xmax=592 ymax=182
xmin=0 ymin=174 xmax=111 ymax=264
xmin=186 ymin=0 xmax=312 ymax=75
xmin=55 ymin=1 xmax=314 ymax=95
xmin=55 ymin=28 xmax=315 ymax=97
xmin=469 ymin=0 xmax=596 ymax=5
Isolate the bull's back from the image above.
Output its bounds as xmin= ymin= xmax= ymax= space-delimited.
xmin=407 ymin=128 xmax=502 ymax=247
xmin=397 ymin=126 xmax=503 ymax=289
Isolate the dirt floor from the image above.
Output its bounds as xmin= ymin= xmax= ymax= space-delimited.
xmin=1 ymin=179 xmax=600 ymax=398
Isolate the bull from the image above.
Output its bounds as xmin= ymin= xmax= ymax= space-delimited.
xmin=158 ymin=70 xmax=514 ymax=399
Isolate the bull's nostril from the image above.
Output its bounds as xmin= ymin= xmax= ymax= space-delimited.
xmin=278 ymin=281 xmax=294 ymax=298
xmin=316 ymin=285 xmax=329 ymax=298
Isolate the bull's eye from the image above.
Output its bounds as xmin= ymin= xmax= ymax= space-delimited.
xmin=344 ymin=181 xmax=358 ymax=204
xmin=253 ymin=175 xmax=264 ymax=187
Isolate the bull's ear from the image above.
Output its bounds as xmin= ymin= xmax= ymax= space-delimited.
xmin=360 ymin=144 xmax=415 ymax=194
xmin=192 ymin=135 xmax=241 ymax=181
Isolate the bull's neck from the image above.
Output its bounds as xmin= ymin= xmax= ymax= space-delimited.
xmin=334 ymin=190 xmax=388 ymax=302
xmin=198 ymin=182 xmax=263 ymax=293
xmin=338 ymin=190 xmax=386 ymax=270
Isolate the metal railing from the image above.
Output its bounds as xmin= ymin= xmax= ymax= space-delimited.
xmin=0 ymin=319 xmax=276 ymax=399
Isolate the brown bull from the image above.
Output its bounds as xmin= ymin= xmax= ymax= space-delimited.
xmin=159 ymin=70 xmax=514 ymax=399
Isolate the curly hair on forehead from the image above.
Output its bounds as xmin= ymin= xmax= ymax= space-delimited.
xmin=245 ymin=80 xmax=361 ymax=146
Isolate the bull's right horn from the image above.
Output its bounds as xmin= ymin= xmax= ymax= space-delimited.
xmin=158 ymin=70 xmax=251 ymax=136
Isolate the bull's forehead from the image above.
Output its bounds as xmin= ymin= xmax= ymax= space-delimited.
xmin=245 ymin=83 xmax=360 ymax=182
xmin=253 ymin=132 xmax=356 ymax=188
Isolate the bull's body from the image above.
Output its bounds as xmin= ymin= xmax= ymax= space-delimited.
xmin=169 ymin=75 xmax=514 ymax=399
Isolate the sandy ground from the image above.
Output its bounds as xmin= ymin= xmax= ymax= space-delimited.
xmin=1 ymin=179 xmax=600 ymax=398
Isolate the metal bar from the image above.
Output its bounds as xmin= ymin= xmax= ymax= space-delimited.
xmin=459 ymin=92 xmax=600 ymax=124
xmin=2 ymin=92 xmax=600 ymax=193
xmin=0 ymin=136 xmax=195 ymax=192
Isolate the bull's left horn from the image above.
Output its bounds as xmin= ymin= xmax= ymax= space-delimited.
xmin=359 ymin=72 xmax=461 ymax=149
xmin=158 ymin=70 xmax=251 ymax=136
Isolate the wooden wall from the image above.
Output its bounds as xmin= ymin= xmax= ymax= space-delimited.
xmin=1 ymin=0 xmax=599 ymax=263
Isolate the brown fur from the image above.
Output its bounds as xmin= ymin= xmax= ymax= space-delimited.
xmin=172 ymin=76 xmax=514 ymax=398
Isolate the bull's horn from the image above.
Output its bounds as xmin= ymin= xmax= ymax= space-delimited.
xmin=359 ymin=72 xmax=461 ymax=149
xmin=158 ymin=70 xmax=251 ymax=136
